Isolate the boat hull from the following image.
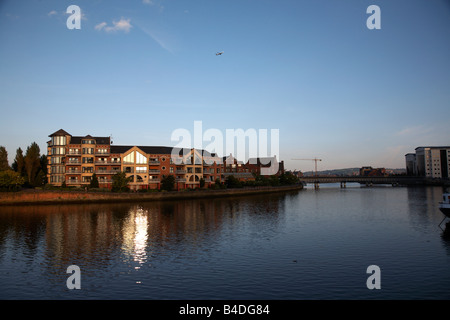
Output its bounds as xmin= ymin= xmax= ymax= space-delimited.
xmin=439 ymin=205 xmax=450 ymax=218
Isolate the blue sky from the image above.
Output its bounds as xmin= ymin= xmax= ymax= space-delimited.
xmin=0 ymin=0 xmax=449 ymax=172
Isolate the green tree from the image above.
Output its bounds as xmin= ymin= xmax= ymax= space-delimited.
xmin=254 ymin=174 xmax=270 ymax=186
xmin=12 ymin=147 xmax=25 ymax=176
xmin=90 ymin=173 xmax=99 ymax=188
xmin=24 ymin=142 xmax=41 ymax=186
xmin=161 ymin=175 xmax=175 ymax=191
xmin=0 ymin=170 xmax=25 ymax=191
xmin=38 ymin=154 xmax=48 ymax=185
xmin=0 ymin=146 xmax=9 ymax=171
xmin=199 ymin=177 xmax=205 ymax=188
xmin=225 ymin=175 xmax=242 ymax=188
xmin=112 ymin=172 xmax=130 ymax=192
xmin=269 ymin=175 xmax=280 ymax=186
xmin=279 ymin=172 xmax=299 ymax=185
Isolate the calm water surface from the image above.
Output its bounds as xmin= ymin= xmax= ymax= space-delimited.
xmin=1 ymin=185 xmax=450 ymax=300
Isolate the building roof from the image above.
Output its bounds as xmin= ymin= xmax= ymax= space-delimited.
xmin=49 ymin=129 xmax=71 ymax=137
xmin=110 ymin=145 xmax=218 ymax=157
xmin=415 ymin=146 xmax=450 ymax=150
xmin=70 ymin=136 xmax=111 ymax=145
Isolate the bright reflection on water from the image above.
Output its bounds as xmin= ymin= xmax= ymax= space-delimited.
xmin=0 ymin=185 xmax=450 ymax=299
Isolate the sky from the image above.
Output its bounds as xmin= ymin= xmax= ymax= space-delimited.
xmin=0 ymin=0 xmax=449 ymax=172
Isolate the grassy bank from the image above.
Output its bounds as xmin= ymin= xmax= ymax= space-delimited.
xmin=0 ymin=184 xmax=304 ymax=205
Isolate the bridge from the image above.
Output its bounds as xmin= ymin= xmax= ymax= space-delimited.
xmin=298 ymin=175 xmax=450 ymax=189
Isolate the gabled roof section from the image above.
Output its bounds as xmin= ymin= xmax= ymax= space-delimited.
xmin=49 ymin=129 xmax=71 ymax=137
xmin=110 ymin=145 xmax=134 ymax=154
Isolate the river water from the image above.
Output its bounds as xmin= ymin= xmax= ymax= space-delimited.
xmin=0 ymin=184 xmax=449 ymax=300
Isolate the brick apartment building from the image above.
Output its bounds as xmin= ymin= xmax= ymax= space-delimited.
xmin=47 ymin=129 xmax=284 ymax=190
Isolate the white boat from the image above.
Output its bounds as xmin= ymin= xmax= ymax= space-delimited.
xmin=439 ymin=192 xmax=450 ymax=218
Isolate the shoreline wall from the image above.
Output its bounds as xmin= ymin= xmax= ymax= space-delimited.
xmin=0 ymin=185 xmax=304 ymax=206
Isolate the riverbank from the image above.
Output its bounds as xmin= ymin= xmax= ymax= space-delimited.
xmin=0 ymin=184 xmax=304 ymax=205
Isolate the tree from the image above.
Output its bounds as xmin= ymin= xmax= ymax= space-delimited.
xmin=38 ymin=154 xmax=48 ymax=185
xmin=0 ymin=170 xmax=25 ymax=191
xmin=279 ymin=172 xmax=299 ymax=185
xmin=199 ymin=177 xmax=205 ymax=188
xmin=0 ymin=146 xmax=9 ymax=171
xmin=90 ymin=173 xmax=99 ymax=188
xmin=12 ymin=147 xmax=25 ymax=176
xmin=225 ymin=175 xmax=242 ymax=188
xmin=112 ymin=172 xmax=130 ymax=192
xmin=161 ymin=175 xmax=175 ymax=191
xmin=24 ymin=142 xmax=41 ymax=186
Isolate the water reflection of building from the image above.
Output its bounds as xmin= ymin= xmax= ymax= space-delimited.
xmin=0 ymin=194 xmax=285 ymax=274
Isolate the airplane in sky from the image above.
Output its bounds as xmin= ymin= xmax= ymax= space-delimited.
xmin=216 ymin=51 xmax=224 ymax=56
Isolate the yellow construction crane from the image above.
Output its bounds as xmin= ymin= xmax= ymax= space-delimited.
xmin=292 ymin=158 xmax=322 ymax=176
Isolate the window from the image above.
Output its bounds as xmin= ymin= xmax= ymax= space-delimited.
xmin=123 ymin=152 xmax=134 ymax=164
xmin=136 ymin=166 xmax=147 ymax=173
xmin=50 ymin=175 xmax=65 ymax=183
xmin=52 ymin=136 xmax=66 ymax=146
xmin=51 ymin=166 xmax=65 ymax=174
xmin=82 ymin=167 xmax=93 ymax=173
xmin=82 ymin=157 xmax=94 ymax=164
xmin=51 ymin=157 xmax=63 ymax=164
xmin=162 ymin=166 xmax=166 ymax=171
xmin=52 ymin=147 xmax=65 ymax=155
xmin=136 ymin=151 xmax=147 ymax=164
xmin=170 ymin=167 xmax=174 ymax=173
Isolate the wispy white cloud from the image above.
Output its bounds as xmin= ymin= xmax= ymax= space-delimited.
xmin=94 ymin=22 xmax=107 ymax=31
xmin=139 ymin=26 xmax=173 ymax=53
xmin=48 ymin=9 xmax=87 ymax=20
xmin=95 ymin=18 xmax=132 ymax=33
xmin=396 ymin=125 xmax=434 ymax=137
xmin=142 ymin=0 xmax=164 ymax=11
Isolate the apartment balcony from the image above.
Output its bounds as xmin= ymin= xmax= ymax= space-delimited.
xmin=96 ymin=170 xmax=120 ymax=175
xmin=176 ymin=169 xmax=186 ymax=174
xmin=148 ymin=179 xmax=160 ymax=183
xmin=68 ymin=152 xmax=81 ymax=156
xmin=98 ymin=179 xmax=113 ymax=184
xmin=67 ymin=160 xmax=81 ymax=164
xmin=148 ymin=161 xmax=160 ymax=166
xmin=176 ymin=178 xmax=186 ymax=182
xmin=149 ymin=169 xmax=160 ymax=174
xmin=66 ymin=170 xmax=81 ymax=174
xmin=95 ymin=161 xmax=120 ymax=165
xmin=95 ymin=152 xmax=110 ymax=156
xmin=66 ymin=180 xmax=80 ymax=185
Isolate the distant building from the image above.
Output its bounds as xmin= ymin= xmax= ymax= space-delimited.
xmin=405 ymin=153 xmax=417 ymax=176
xmin=407 ymin=146 xmax=450 ymax=178
xmin=359 ymin=166 xmax=386 ymax=176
